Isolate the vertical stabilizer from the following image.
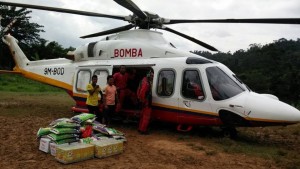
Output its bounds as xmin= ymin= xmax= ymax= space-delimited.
xmin=2 ymin=34 xmax=30 ymax=69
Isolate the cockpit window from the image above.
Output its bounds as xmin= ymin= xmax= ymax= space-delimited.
xmin=206 ymin=67 xmax=245 ymax=101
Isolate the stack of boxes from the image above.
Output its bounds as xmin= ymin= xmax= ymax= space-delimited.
xmin=37 ymin=113 xmax=126 ymax=164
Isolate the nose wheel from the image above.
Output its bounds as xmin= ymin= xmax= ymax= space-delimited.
xmin=221 ymin=126 xmax=237 ymax=139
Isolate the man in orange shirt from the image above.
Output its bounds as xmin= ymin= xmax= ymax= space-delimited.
xmin=102 ymin=75 xmax=118 ymax=126
xmin=113 ymin=65 xmax=136 ymax=112
xmin=137 ymin=71 xmax=154 ymax=134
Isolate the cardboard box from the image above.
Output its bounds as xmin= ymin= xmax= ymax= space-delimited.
xmin=92 ymin=139 xmax=123 ymax=158
xmin=50 ymin=142 xmax=68 ymax=156
xmin=50 ymin=142 xmax=57 ymax=156
xmin=55 ymin=142 xmax=94 ymax=164
xmin=39 ymin=138 xmax=51 ymax=153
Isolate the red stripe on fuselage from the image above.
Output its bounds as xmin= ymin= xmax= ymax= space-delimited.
xmin=152 ymin=106 xmax=222 ymax=126
xmin=70 ymin=93 xmax=222 ymax=126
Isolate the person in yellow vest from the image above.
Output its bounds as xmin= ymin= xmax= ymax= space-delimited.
xmin=86 ymin=75 xmax=101 ymax=119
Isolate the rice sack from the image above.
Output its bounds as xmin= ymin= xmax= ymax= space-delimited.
xmin=71 ymin=113 xmax=96 ymax=123
xmin=37 ymin=127 xmax=52 ymax=138
xmin=51 ymin=128 xmax=80 ymax=135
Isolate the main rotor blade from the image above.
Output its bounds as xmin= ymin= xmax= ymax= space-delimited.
xmin=114 ymin=0 xmax=147 ymax=20
xmin=0 ymin=1 xmax=126 ymax=20
xmin=2 ymin=18 xmax=17 ymax=33
xmin=80 ymin=24 xmax=134 ymax=39
xmin=164 ymin=18 xmax=300 ymax=25
xmin=160 ymin=26 xmax=218 ymax=52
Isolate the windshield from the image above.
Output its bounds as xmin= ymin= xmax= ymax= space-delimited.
xmin=233 ymin=74 xmax=251 ymax=91
xmin=206 ymin=66 xmax=245 ymax=101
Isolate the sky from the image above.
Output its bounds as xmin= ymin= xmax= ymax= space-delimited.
xmin=1 ymin=0 xmax=300 ymax=53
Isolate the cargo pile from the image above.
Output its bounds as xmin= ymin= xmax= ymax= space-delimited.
xmin=37 ymin=113 xmax=126 ymax=164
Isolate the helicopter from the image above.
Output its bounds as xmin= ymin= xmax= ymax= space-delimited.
xmin=1 ymin=0 xmax=300 ymax=137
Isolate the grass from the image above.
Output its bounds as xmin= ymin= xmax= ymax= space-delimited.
xmin=0 ymin=74 xmax=63 ymax=93
xmin=215 ymin=137 xmax=281 ymax=157
xmin=170 ymin=124 xmax=300 ymax=168
xmin=0 ymin=74 xmax=74 ymax=117
xmin=204 ymin=126 xmax=300 ymax=168
xmin=170 ymin=123 xmax=300 ymax=168
xmin=0 ymin=74 xmax=70 ymax=117
xmin=0 ymin=92 xmax=74 ymax=117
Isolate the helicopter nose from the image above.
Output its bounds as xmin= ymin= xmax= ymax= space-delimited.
xmin=245 ymin=93 xmax=300 ymax=124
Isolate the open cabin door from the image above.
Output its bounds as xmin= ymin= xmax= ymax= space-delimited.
xmin=111 ymin=65 xmax=154 ymax=116
xmin=73 ymin=65 xmax=112 ymax=108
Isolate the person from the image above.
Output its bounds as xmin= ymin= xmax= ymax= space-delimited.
xmin=80 ymin=119 xmax=93 ymax=138
xmin=190 ymin=82 xmax=204 ymax=100
xmin=137 ymin=70 xmax=154 ymax=134
xmin=102 ymin=75 xmax=118 ymax=126
xmin=86 ymin=75 xmax=101 ymax=119
xmin=113 ymin=65 xmax=137 ymax=112
xmin=127 ymin=68 xmax=139 ymax=93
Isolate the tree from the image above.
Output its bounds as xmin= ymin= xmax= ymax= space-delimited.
xmin=30 ymin=40 xmax=75 ymax=60
xmin=0 ymin=5 xmax=44 ymax=69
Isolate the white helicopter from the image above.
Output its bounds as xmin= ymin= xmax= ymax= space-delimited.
xmin=1 ymin=0 xmax=300 ymax=137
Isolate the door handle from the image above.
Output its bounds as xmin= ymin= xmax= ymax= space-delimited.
xmin=229 ymin=104 xmax=243 ymax=108
xmin=183 ymin=100 xmax=191 ymax=107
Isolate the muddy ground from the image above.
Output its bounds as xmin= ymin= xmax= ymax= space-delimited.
xmin=0 ymin=92 xmax=299 ymax=169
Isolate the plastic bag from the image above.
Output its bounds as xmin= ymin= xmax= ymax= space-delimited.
xmin=51 ymin=128 xmax=80 ymax=134
xmin=48 ymin=133 xmax=79 ymax=141
xmin=71 ymin=113 xmax=96 ymax=123
xmin=52 ymin=121 xmax=80 ymax=128
xmin=53 ymin=138 xmax=80 ymax=144
xmin=49 ymin=118 xmax=73 ymax=127
xmin=37 ymin=127 xmax=52 ymax=137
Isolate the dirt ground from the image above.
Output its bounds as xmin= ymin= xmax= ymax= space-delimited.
xmin=0 ymin=92 xmax=299 ymax=169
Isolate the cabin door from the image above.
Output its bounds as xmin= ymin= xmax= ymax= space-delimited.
xmin=177 ymin=68 xmax=214 ymax=125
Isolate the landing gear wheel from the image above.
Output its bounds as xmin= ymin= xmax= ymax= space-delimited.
xmin=221 ymin=127 xmax=237 ymax=139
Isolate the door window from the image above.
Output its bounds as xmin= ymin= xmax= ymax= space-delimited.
xmin=76 ymin=70 xmax=91 ymax=92
xmin=157 ymin=70 xmax=175 ymax=96
xmin=182 ymin=70 xmax=205 ymax=100
xmin=93 ymin=70 xmax=109 ymax=89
